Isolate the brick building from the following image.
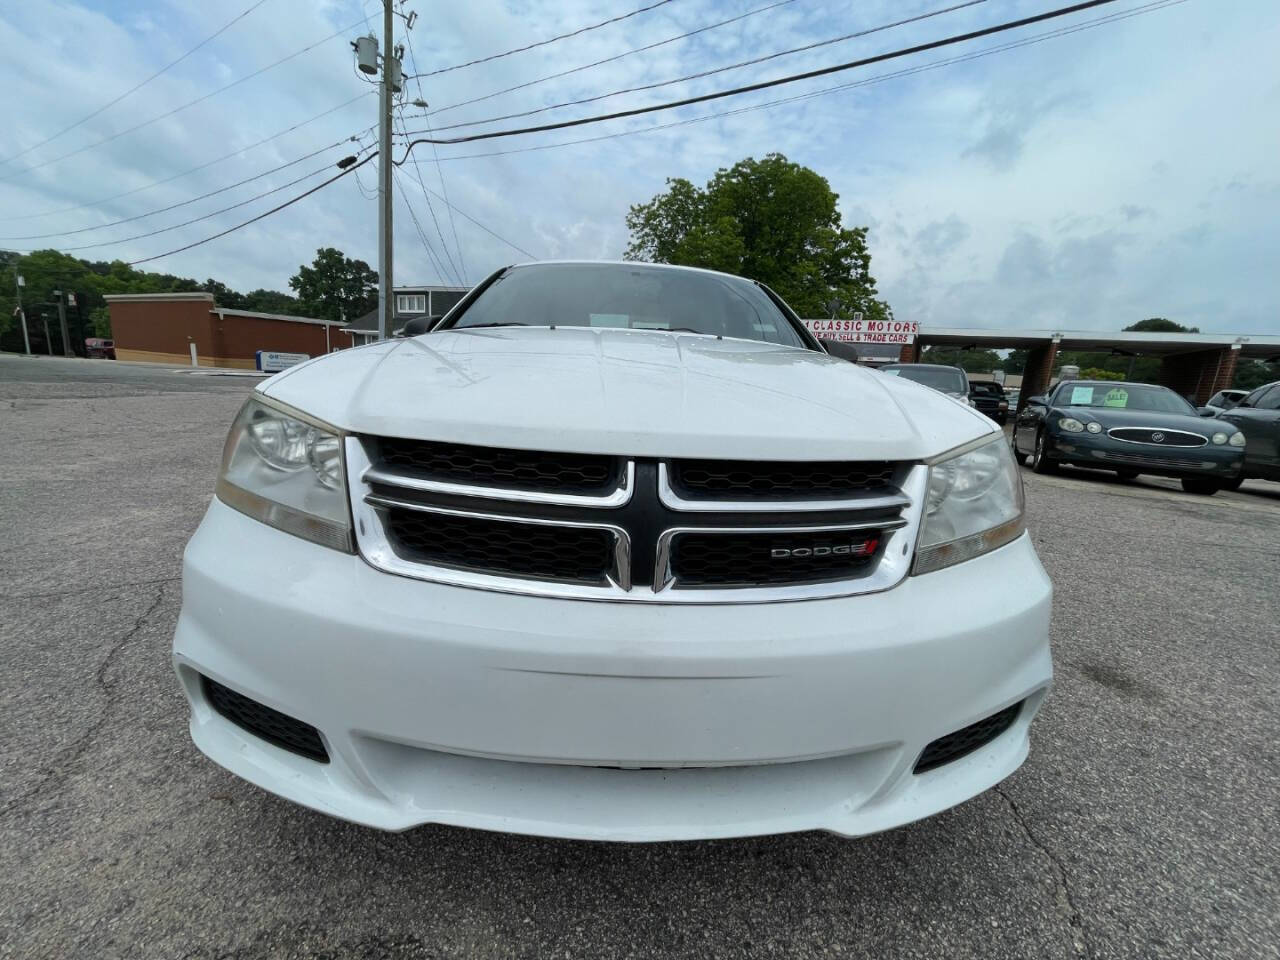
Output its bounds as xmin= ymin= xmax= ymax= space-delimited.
xmin=104 ymin=292 xmax=346 ymax=368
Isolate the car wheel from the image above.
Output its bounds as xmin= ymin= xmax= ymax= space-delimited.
xmin=1115 ymin=470 xmax=1138 ymax=481
xmin=1031 ymin=430 xmax=1056 ymax=474
xmin=1180 ymin=477 xmax=1220 ymax=496
xmin=1219 ymin=476 xmax=1244 ymax=491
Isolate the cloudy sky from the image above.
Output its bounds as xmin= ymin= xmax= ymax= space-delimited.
xmin=1 ymin=0 xmax=1276 ymax=333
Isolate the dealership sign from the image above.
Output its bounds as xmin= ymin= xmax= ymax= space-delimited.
xmin=255 ymin=350 xmax=310 ymax=373
xmin=802 ymin=318 xmax=919 ymax=344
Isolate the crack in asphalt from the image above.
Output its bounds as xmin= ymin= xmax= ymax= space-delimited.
xmin=0 ymin=584 xmax=171 ymax=819
xmin=994 ymin=785 xmax=1090 ymax=958
xmin=0 ymin=575 xmax=181 ymax=603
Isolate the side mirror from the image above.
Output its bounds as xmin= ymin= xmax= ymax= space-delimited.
xmin=398 ymin=314 xmax=443 ymax=337
xmin=1027 ymin=395 xmax=1047 ymax=406
xmin=820 ymin=339 xmax=859 ymax=362
xmin=1198 ymin=407 xmax=1218 ymax=417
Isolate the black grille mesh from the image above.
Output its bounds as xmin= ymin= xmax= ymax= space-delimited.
xmin=385 ymin=508 xmax=615 ymax=584
xmin=914 ymin=701 xmax=1021 ymax=773
xmin=671 ymin=529 xmax=883 ymax=587
xmin=377 ymin=438 xmax=620 ymax=492
xmin=202 ymin=676 xmax=328 ymax=763
xmin=670 ymin=459 xmax=896 ymax=499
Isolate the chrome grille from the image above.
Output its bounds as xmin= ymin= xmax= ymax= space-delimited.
xmin=1107 ymin=427 xmax=1206 ymax=447
xmin=348 ymin=438 xmax=924 ymax=603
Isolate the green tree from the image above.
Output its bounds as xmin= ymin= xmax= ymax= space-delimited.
xmin=88 ymin=306 xmax=111 ymax=337
xmin=1079 ymin=367 xmax=1125 ymax=381
xmin=625 ymin=154 xmax=891 ymax=322
xmin=919 ymin=345 xmax=1003 ymax=373
xmin=1124 ymin=317 xmax=1199 ymax=334
xmin=288 ymin=247 xmax=378 ymax=324
xmin=1232 ymin=358 xmax=1280 ymax=391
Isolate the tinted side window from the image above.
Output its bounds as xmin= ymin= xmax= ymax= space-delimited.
xmin=1240 ymin=386 xmax=1268 ymax=408
xmin=1256 ymin=386 xmax=1280 ymax=410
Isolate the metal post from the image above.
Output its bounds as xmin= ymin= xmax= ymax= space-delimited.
xmin=42 ymin=315 xmax=52 ymax=355
xmin=10 ymin=262 xmax=30 ymax=355
xmin=55 ymin=290 xmax=73 ymax=357
xmin=377 ymin=0 xmax=394 ymax=340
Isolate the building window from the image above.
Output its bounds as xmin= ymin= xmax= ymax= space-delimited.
xmin=396 ymin=294 xmax=426 ymax=314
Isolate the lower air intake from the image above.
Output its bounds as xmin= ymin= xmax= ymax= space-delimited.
xmin=202 ymin=676 xmax=329 ymax=763
xmin=913 ymin=701 xmax=1022 ymax=773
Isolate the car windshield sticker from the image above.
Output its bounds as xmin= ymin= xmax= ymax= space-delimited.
xmin=1070 ymin=386 xmax=1094 ymax=405
xmin=1103 ymin=388 xmax=1129 ymax=408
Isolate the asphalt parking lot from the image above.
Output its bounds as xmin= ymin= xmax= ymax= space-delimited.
xmin=2 ymin=355 xmax=1277 ymax=960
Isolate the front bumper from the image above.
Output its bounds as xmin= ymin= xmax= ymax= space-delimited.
xmin=174 ymin=499 xmax=1053 ymax=841
xmin=1049 ymin=430 xmax=1243 ymax=477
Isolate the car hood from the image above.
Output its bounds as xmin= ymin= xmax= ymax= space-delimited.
xmin=261 ymin=327 xmax=993 ymax=460
xmin=1052 ymin=405 xmax=1213 ymax=433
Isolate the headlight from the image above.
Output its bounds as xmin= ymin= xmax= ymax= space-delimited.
xmin=915 ymin=434 xmax=1025 ymax=575
xmin=1059 ymin=417 xmax=1085 ymax=433
xmin=1229 ymin=432 xmax=1246 ymax=447
xmin=1086 ymin=421 xmax=1102 ymax=434
xmin=216 ymin=396 xmax=353 ymax=551
xmin=1211 ymin=432 xmax=1228 ymax=445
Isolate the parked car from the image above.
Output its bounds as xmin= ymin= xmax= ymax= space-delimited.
xmin=1004 ymin=388 xmax=1020 ymax=408
xmin=84 ymin=337 xmax=115 ymax=359
xmin=1199 ymin=388 xmax=1248 ymax=416
xmin=968 ymin=380 xmax=1010 ymax=424
xmin=1215 ymin=380 xmax=1280 ymax=487
xmin=878 ymin=362 xmax=971 ymax=405
xmin=174 ymin=260 xmax=1051 ymax=841
xmin=1012 ymin=379 xmax=1245 ymax=494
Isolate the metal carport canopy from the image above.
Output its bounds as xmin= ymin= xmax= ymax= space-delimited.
xmin=915 ymin=327 xmax=1280 ymax=359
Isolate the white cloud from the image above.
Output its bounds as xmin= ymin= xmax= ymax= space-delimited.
xmin=0 ymin=0 xmax=1276 ymax=335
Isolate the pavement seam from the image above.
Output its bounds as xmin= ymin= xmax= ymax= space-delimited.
xmin=0 ymin=583 xmax=171 ymax=819
xmin=0 ymin=575 xmax=181 ymax=603
xmin=994 ymin=784 xmax=1091 ymax=959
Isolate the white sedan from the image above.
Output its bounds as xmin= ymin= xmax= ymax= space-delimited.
xmin=174 ymin=261 xmax=1052 ymax=841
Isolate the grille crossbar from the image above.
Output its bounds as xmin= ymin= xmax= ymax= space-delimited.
xmin=351 ymin=438 xmax=924 ymax=603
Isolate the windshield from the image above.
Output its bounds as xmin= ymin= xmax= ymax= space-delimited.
xmin=1056 ymin=382 xmax=1197 ymax=414
xmin=970 ymin=382 xmax=1004 ymax=397
xmin=445 ymin=263 xmax=808 ymax=348
xmin=881 ymin=365 xmax=967 ymax=393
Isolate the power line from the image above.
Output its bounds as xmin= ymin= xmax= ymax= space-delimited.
xmin=395 ymin=111 xmax=463 ymax=286
xmin=409 ymin=0 xmax=680 ymax=78
xmin=402 ymin=22 xmax=467 ymax=284
xmin=0 ymin=92 xmax=374 ymax=222
xmin=15 ymin=149 xmax=368 ymax=255
xmin=0 ymin=136 xmax=357 ymax=241
xmin=393 ymin=170 xmax=453 ymax=286
xmin=405 ymin=174 xmax=540 ymax=261
xmin=423 ymin=0 xmax=985 ymax=134
xmin=410 ymin=0 xmax=1184 ymax=166
xmin=0 ymin=0 xmax=272 ymax=167
xmin=399 ymin=0 xmax=1127 ymax=153
xmin=127 ymin=152 xmax=375 ymax=266
xmin=0 ymin=17 xmax=367 ymax=183
xmin=424 ymin=0 xmax=797 ymax=119
xmin=104 ymin=0 xmax=1167 ymax=270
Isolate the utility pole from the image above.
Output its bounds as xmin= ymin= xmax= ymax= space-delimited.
xmin=52 ymin=289 xmax=74 ymax=358
xmin=377 ymin=0 xmax=395 ymax=341
xmin=10 ymin=260 xmax=31 ymax=355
